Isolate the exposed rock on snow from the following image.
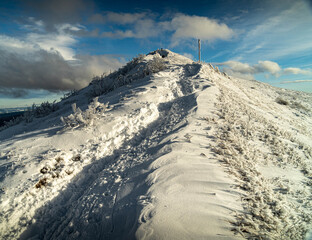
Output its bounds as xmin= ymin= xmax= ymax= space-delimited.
xmin=0 ymin=49 xmax=311 ymax=240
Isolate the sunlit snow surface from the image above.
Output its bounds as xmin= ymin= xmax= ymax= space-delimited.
xmin=0 ymin=50 xmax=312 ymax=240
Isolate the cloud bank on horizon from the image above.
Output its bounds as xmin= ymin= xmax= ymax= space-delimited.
xmin=0 ymin=0 xmax=311 ymax=107
xmin=218 ymin=60 xmax=312 ymax=80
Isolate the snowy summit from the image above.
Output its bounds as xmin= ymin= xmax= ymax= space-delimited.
xmin=0 ymin=49 xmax=312 ymax=240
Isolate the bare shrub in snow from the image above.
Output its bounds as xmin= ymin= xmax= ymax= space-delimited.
xmin=275 ymin=96 xmax=309 ymax=113
xmin=184 ymin=133 xmax=192 ymax=142
xmin=72 ymin=154 xmax=81 ymax=162
xmin=35 ymin=178 xmax=48 ymax=189
xmin=65 ymin=169 xmax=74 ymax=175
xmin=55 ymin=156 xmax=64 ymax=163
xmin=60 ymin=97 xmax=109 ymax=129
xmin=40 ymin=167 xmax=50 ymax=174
xmin=51 ymin=172 xmax=60 ymax=178
xmin=276 ymin=97 xmax=289 ymax=106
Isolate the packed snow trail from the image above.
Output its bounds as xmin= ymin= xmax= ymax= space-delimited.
xmin=0 ymin=49 xmax=312 ymax=239
xmin=0 ymin=51 xmax=242 ymax=239
xmin=0 ymin=52 xmax=185 ymax=239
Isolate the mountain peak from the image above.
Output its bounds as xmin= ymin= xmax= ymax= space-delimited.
xmin=1 ymin=48 xmax=312 ymax=240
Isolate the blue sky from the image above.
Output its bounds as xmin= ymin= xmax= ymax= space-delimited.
xmin=0 ymin=0 xmax=311 ymax=108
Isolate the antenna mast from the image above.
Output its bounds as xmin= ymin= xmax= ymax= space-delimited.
xmin=198 ymin=39 xmax=201 ymax=63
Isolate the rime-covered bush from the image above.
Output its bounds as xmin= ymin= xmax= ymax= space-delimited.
xmin=90 ymin=53 xmax=167 ymax=97
xmin=33 ymin=101 xmax=58 ymax=117
xmin=215 ymin=66 xmax=220 ymax=73
xmin=90 ymin=54 xmax=146 ymax=97
xmin=144 ymin=56 xmax=167 ymax=76
xmin=61 ymin=90 xmax=78 ymax=100
xmin=60 ymin=97 xmax=109 ymax=129
xmin=0 ymin=101 xmax=59 ymax=131
xmin=0 ymin=116 xmax=23 ymax=131
xmin=23 ymin=101 xmax=58 ymax=123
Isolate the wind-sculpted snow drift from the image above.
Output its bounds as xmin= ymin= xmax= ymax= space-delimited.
xmin=0 ymin=49 xmax=312 ymax=240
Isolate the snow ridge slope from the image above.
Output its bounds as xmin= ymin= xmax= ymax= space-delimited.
xmin=0 ymin=49 xmax=312 ymax=240
xmin=213 ymin=76 xmax=312 ymax=239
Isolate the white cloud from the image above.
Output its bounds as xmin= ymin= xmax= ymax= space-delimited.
xmin=0 ymin=35 xmax=36 ymax=52
xmin=75 ymin=54 xmax=125 ymax=77
xmin=219 ymin=60 xmax=282 ymax=76
xmin=98 ymin=13 xmax=160 ymax=39
xmin=218 ymin=59 xmax=312 ymax=80
xmin=90 ymin=12 xmax=147 ymax=24
xmin=217 ymin=61 xmax=255 ymax=80
xmin=24 ymin=23 xmax=85 ymax=60
xmin=133 ymin=19 xmax=160 ymax=38
xmin=101 ymin=30 xmax=135 ymax=38
xmin=101 ymin=18 xmax=160 ymax=39
xmin=90 ymin=12 xmax=234 ymax=44
xmin=224 ymin=69 xmax=255 ymax=80
xmin=106 ymin=12 xmax=147 ymax=24
xmin=182 ymin=53 xmax=194 ymax=60
xmin=56 ymin=23 xmax=85 ymax=32
xmin=23 ymin=17 xmax=45 ymax=32
xmin=219 ymin=61 xmax=254 ymax=74
xmin=283 ymin=67 xmax=312 ymax=75
xmin=255 ymin=61 xmax=281 ymax=76
xmin=0 ymin=33 xmax=124 ymax=95
xmin=169 ymin=14 xmax=234 ymax=45
xmin=280 ymin=80 xmax=312 ymax=84
xmin=26 ymin=33 xmax=77 ymax=60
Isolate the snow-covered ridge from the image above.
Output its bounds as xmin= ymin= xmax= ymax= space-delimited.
xmin=0 ymin=49 xmax=312 ymax=239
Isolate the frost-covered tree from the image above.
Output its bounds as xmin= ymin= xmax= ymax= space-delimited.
xmin=60 ymin=97 xmax=109 ymax=129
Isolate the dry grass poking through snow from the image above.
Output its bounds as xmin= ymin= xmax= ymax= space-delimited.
xmin=209 ymin=77 xmax=312 ymax=239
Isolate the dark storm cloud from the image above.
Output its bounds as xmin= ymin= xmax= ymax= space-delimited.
xmin=0 ymin=49 xmax=85 ymax=91
xmin=306 ymin=0 xmax=312 ymax=10
xmin=0 ymin=88 xmax=28 ymax=98
xmin=21 ymin=0 xmax=94 ymax=30
xmin=0 ymin=48 xmax=123 ymax=93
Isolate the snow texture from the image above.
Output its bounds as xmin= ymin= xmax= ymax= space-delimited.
xmin=0 ymin=49 xmax=312 ymax=240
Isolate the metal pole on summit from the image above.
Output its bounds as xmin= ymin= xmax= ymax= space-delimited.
xmin=198 ymin=39 xmax=201 ymax=63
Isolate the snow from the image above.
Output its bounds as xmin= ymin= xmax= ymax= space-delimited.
xmin=0 ymin=49 xmax=312 ymax=239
